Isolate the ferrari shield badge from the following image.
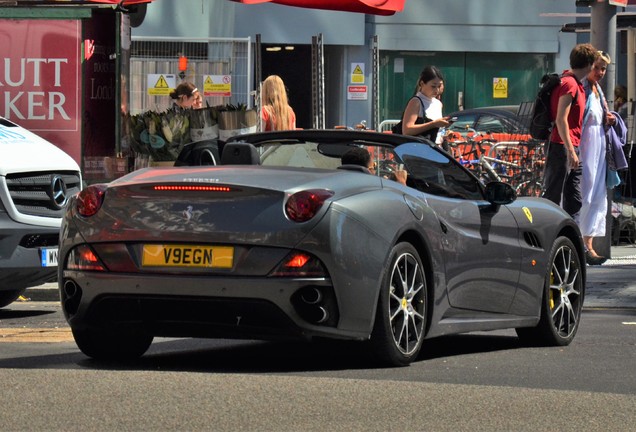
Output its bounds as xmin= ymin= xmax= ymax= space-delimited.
xmin=522 ymin=207 xmax=533 ymax=224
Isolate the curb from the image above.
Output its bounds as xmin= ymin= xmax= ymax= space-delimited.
xmin=22 ymin=283 xmax=59 ymax=303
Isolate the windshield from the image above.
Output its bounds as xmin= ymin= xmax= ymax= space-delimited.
xmin=258 ymin=140 xmax=406 ymax=178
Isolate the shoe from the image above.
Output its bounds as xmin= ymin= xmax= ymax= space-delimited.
xmin=585 ymin=251 xmax=606 ymax=266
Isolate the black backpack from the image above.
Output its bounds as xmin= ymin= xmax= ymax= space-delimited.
xmin=529 ymin=73 xmax=578 ymax=140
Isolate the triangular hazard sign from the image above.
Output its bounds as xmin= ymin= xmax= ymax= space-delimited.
xmin=154 ymin=75 xmax=170 ymax=88
xmin=204 ymin=76 xmax=214 ymax=85
xmin=353 ymin=65 xmax=363 ymax=75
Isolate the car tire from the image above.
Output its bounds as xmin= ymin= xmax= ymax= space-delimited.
xmin=516 ymin=236 xmax=584 ymax=346
xmin=0 ymin=289 xmax=26 ymax=308
xmin=371 ymin=242 xmax=427 ymax=366
xmin=72 ymin=327 xmax=153 ymax=360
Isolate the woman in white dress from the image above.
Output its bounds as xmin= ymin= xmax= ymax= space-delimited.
xmin=579 ymin=51 xmax=616 ymax=265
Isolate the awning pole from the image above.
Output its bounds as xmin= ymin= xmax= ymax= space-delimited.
xmin=590 ymin=0 xmax=617 ymax=259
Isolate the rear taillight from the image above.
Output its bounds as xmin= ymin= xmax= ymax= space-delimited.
xmin=76 ymin=184 xmax=107 ymax=217
xmin=285 ymin=189 xmax=334 ymax=223
xmin=270 ymin=251 xmax=327 ymax=277
xmin=66 ymin=245 xmax=106 ymax=272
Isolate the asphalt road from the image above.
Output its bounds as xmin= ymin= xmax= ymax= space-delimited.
xmin=1 ymin=245 xmax=635 ymax=431
xmin=0 ymin=303 xmax=635 ymax=431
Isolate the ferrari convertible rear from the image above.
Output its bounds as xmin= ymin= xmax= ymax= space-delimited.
xmin=59 ymin=130 xmax=585 ymax=366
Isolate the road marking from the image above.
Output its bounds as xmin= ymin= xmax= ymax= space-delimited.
xmin=0 ymin=328 xmax=74 ymax=343
xmin=622 ymin=322 xmax=636 ymax=325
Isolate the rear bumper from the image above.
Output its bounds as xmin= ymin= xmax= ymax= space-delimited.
xmin=60 ymin=271 xmax=369 ymax=342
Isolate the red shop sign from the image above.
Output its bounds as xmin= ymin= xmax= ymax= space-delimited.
xmin=0 ymin=19 xmax=81 ymax=164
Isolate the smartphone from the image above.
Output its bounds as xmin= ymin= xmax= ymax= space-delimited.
xmin=397 ymin=164 xmax=404 ymax=171
xmin=447 ymin=116 xmax=458 ymax=123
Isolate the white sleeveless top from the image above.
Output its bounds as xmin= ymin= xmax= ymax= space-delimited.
xmin=416 ymin=91 xmax=443 ymax=120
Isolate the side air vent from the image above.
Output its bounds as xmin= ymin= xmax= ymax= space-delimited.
xmin=523 ymin=232 xmax=543 ymax=249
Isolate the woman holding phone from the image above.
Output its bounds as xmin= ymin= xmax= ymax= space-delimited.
xmin=399 ymin=65 xmax=451 ymax=141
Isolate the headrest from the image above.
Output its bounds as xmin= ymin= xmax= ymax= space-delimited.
xmin=221 ymin=142 xmax=261 ymax=165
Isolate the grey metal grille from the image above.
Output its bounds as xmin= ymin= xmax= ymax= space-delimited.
xmin=6 ymin=172 xmax=82 ymax=218
xmin=130 ymin=37 xmax=252 ymax=115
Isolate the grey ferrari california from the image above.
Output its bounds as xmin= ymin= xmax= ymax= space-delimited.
xmin=59 ymin=130 xmax=585 ymax=366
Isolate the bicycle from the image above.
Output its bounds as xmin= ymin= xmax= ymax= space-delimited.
xmin=480 ymin=140 xmax=545 ymax=196
xmin=445 ymin=128 xmax=498 ymax=181
xmin=446 ymin=129 xmax=545 ymax=196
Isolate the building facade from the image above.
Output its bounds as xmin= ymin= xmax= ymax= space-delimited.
xmin=133 ymin=0 xmax=622 ymax=130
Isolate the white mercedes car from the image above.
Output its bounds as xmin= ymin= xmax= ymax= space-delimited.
xmin=0 ymin=116 xmax=82 ymax=307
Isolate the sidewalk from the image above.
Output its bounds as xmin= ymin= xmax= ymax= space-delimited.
xmin=19 ymin=244 xmax=636 ymax=308
xmin=585 ymin=243 xmax=636 ymax=309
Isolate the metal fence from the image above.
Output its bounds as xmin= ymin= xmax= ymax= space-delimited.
xmin=129 ymin=36 xmax=252 ymax=115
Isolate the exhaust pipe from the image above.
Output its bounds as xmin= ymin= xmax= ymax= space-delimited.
xmin=293 ymin=286 xmax=337 ymax=326
xmin=314 ymin=306 xmax=329 ymax=324
xmin=304 ymin=305 xmax=329 ymax=324
xmin=62 ymin=279 xmax=82 ymax=316
xmin=63 ymin=279 xmax=79 ymax=299
xmin=300 ymin=287 xmax=322 ymax=305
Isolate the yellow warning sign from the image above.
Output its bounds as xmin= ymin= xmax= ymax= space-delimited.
xmin=147 ymin=74 xmax=176 ymax=96
xmin=493 ymin=77 xmax=508 ymax=99
xmin=203 ymin=74 xmax=231 ymax=97
xmin=155 ymin=76 xmax=169 ymax=88
xmin=351 ymin=63 xmax=365 ymax=84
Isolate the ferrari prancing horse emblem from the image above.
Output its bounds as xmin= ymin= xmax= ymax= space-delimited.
xmin=522 ymin=207 xmax=533 ymax=224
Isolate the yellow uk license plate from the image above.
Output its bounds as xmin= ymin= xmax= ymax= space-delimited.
xmin=142 ymin=244 xmax=233 ymax=268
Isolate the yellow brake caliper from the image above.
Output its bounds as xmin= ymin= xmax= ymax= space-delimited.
xmin=549 ymin=270 xmax=555 ymax=309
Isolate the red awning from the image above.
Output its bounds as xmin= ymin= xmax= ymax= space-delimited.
xmin=4 ymin=0 xmax=155 ymax=4
xmin=229 ymin=0 xmax=405 ymax=16
xmin=85 ymin=0 xmax=154 ymax=4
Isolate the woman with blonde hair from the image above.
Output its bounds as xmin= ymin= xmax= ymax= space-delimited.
xmin=579 ymin=50 xmax=616 ymax=265
xmin=260 ymin=75 xmax=296 ymax=131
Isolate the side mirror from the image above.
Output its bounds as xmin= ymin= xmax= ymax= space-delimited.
xmin=484 ymin=181 xmax=516 ymax=205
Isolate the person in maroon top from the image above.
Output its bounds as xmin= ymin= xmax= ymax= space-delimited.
xmin=541 ymin=43 xmax=598 ymax=219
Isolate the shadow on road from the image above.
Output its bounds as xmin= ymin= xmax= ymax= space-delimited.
xmin=0 ymin=332 xmax=524 ymax=372
xmin=0 ymin=309 xmax=55 ymax=319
